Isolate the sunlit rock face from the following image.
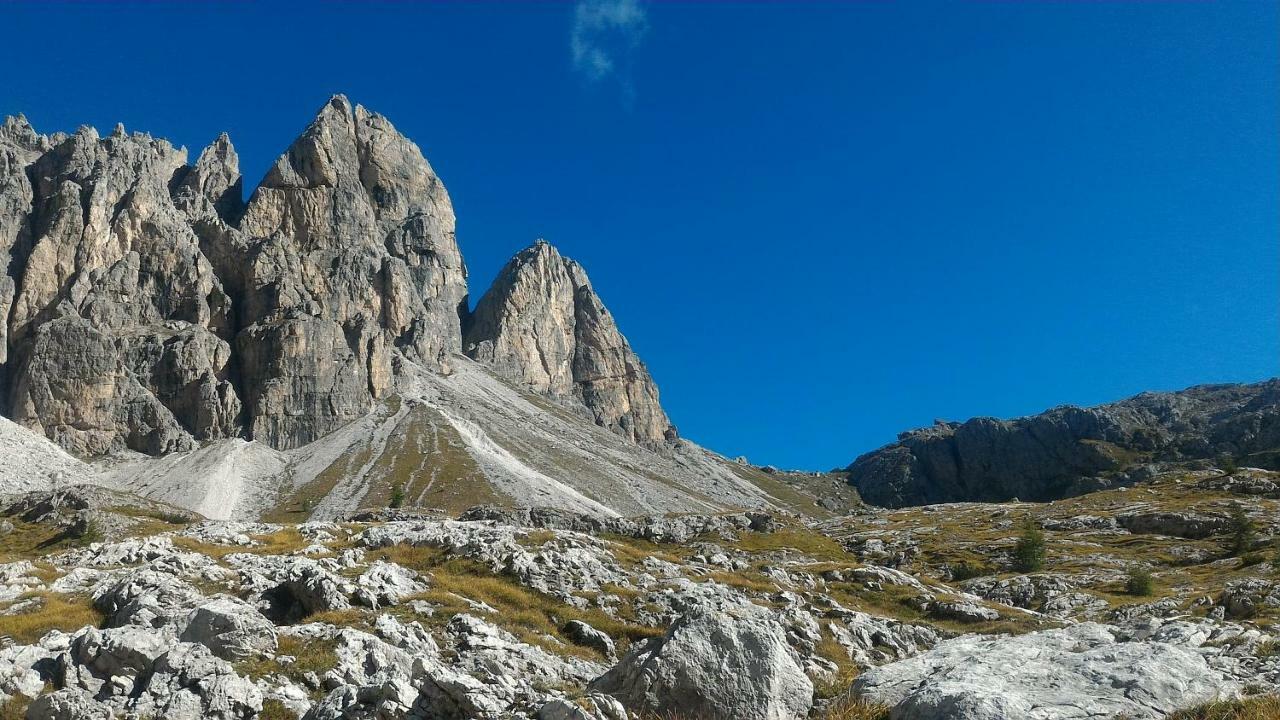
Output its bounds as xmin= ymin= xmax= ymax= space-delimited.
xmin=465 ymin=240 xmax=676 ymax=447
xmin=0 ymin=96 xmax=474 ymax=454
xmin=213 ymin=95 xmax=468 ymax=449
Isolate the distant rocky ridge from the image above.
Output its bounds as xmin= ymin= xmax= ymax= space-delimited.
xmin=0 ymin=96 xmax=673 ymax=457
xmin=846 ymin=380 xmax=1280 ymax=507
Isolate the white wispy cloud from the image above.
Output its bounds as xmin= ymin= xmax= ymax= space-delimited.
xmin=570 ymin=0 xmax=648 ymax=88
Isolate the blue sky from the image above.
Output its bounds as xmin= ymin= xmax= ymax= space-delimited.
xmin=2 ymin=2 xmax=1276 ymax=470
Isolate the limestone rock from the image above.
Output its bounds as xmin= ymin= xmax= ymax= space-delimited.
xmin=0 ymin=96 xmax=468 ymax=455
xmin=590 ymin=602 xmax=813 ymax=720
xmin=0 ymin=115 xmax=47 ymax=373
xmin=1118 ymin=511 xmax=1229 ymax=539
xmin=179 ymin=597 xmax=278 ymax=660
xmin=464 ymin=240 xmax=675 ymax=446
xmin=562 ymin=619 xmax=616 ymax=659
xmin=25 ymin=687 xmax=113 ymax=720
xmin=851 ymin=623 xmax=1235 ymax=719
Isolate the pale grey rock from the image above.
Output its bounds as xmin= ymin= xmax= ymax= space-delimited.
xmin=5 ymin=122 xmax=240 ymax=456
xmin=359 ymin=520 xmax=627 ymax=600
xmin=445 ymin=613 xmax=604 ymax=690
xmin=1199 ymin=469 xmax=1280 ymax=498
xmin=179 ymin=597 xmax=278 ymax=660
xmin=465 ymin=240 xmax=675 ymax=446
xmin=590 ymin=602 xmax=813 ymax=720
xmin=563 ymin=619 xmax=616 ymax=659
xmin=92 ymin=568 xmax=205 ymax=629
xmin=0 ymin=115 xmax=47 ymax=373
xmin=352 ymin=561 xmax=424 ymax=609
xmin=1 ymin=96 xmax=469 ymax=456
xmin=851 ymin=623 xmax=1236 ymax=719
xmin=927 ymin=599 xmax=999 ymax=623
xmin=1040 ymin=514 xmax=1116 ymax=531
xmin=0 ymin=642 xmax=55 ymax=701
xmin=25 ymin=687 xmax=113 ymax=720
xmin=1219 ymin=578 xmax=1280 ymax=619
xmin=172 ymin=132 xmax=244 ymax=222
xmin=538 ymin=694 xmax=628 ymax=720
xmin=65 ymin=625 xmax=176 ymax=688
xmin=823 ymin=608 xmax=939 ymax=667
xmin=959 ymin=573 xmax=1083 ymax=615
xmin=226 ymin=555 xmax=354 ymax=622
xmin=141 ymin=640 xmax=262 ymax=719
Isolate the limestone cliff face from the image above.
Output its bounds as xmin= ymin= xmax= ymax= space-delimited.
xmin=205 ymin=95 xmax=469 ymax=449
xmin=2 ymin=119 xmax=239 ymax=455
xmin=0 ymin=98 xmax=677 ymax=457
xmin=464 ymin=241 xmax=675 ymax=446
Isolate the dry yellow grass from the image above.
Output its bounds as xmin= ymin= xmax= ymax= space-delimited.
xmin=259 ymin=699 xmax=299 ymax=720
xmin=173 ymin=527 xmax=310 ymax=560
xmin=729 ymin=528 xmax=851 ymax=562
xmin=0 ymin=693 xmax=32 ymax=720
xmin=236 ymin=634 xmax=338 ymax=699
xmin=812 ymin=631 xmax=859 ymax=700
xmin=1166 ymin=696 xmax=1280 ymax=720
xmin=819 ymin=696 xmax=892 ymax=720
xmin=0 ymin=592 xmax=104 ymax=644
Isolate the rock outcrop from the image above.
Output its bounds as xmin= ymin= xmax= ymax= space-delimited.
xmin=590 ymin=602 xmax=813 ymax=720
xmin=850 ymin=623 xmax=1235 ymax=719
xmin=847 ymin=380 xmax=1280 ymax=507
xmin=464 ymin=240 xmax=675 ymax=445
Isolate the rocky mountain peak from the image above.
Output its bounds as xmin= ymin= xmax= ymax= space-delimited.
xmin=0 ymin=97 xmax=676 ymax=460
xmin=174 ymin=132 xmax=243 ymax=222
xmin=465 ymin=240 xmax=676 ymax=446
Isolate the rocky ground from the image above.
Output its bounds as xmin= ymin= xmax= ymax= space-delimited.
xmin=0 ymin=466 xmax=1273 ymax=720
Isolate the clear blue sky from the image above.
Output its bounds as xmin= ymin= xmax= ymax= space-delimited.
xmin=2 ymin=2 xmax=1276 ymax=470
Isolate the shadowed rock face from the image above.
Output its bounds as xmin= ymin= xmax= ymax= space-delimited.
xmin=464 ymin=240 xmax=676 ymax=446
xmin=846 ymin=380 xmax=1280 ymax=507
xmin=0 ymin=97 xmax=676 ymax=457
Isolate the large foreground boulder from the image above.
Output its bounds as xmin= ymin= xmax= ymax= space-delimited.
xmin=851 ymin=623 xmax=1236 ymax=719
xmin=589 ymin=603 xmax=813 ymax=720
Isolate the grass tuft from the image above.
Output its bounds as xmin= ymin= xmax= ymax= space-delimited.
xmin=1166 ymin=696 xmax=1280 ymax=720
xmin=0 ymin=592 xmax=104 ymax=644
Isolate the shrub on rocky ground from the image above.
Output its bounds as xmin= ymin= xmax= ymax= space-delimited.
xmin=948 ymin=560 xmax=990 ymax=581
xmin=1125 ymin=567 xmax=1155 ymax=596
xmin=1227 ymin=503 xmax=1257 ymax=557
xmin=1012 ymin=518 xmax=1046 ymax=572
